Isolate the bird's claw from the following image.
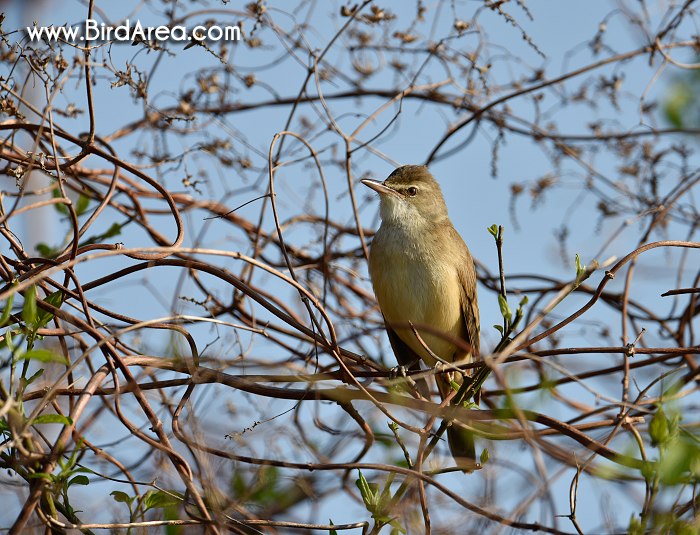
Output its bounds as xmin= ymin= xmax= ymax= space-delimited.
xmin=389 ymin=364 xmax=406 ymax=379
xmin=433 ymin=361 xmax=454 ymax=382
xmin=390 ymin=364 xmax=415 ymax=384
xmin=389 ymin=364 xmax=407 ymax=380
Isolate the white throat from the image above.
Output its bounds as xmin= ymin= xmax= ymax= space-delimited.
xmin=379 ymin=195 xmax=430 ymax=231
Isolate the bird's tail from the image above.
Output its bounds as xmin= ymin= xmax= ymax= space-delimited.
xmin=447 ymin=423 xmax=475 ymax=465
xmin=436 ymin=373 xmax=477 ymax=468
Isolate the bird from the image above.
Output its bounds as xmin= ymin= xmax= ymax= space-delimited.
xmin=362 ymin=164 xmax=480 ymax=467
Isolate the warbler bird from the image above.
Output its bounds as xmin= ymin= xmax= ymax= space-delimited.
xmin=362 ymin=165 xmax=480 ymax=466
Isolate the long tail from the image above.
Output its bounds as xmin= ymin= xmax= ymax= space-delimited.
xmin=436 ymin=373 xmax=477 ymax=467
xmin=447 ymin=424 xmax=475 ymax=464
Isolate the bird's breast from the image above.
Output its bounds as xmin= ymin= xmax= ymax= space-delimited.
xmin=370 ymin=224 xmax=464 ymax=365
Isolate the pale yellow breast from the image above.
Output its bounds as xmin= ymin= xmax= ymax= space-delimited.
xmin=370 ymin=226 xmax=464 ymax=366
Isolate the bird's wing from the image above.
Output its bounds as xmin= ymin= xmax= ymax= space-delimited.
xmin=457 ymin=251 xmax=480 ymax=358
xmin=453 ymin=244 xmax=481 ymax=446
xmin=385 ymin=318 xmax=431 ymax=399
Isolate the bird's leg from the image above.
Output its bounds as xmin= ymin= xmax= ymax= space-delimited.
xmin=431 ymin=357 xmax=463 ymax=400
xmin=389 ymin=357 xmax=434 ymax=399
xmin=388 ymin=357 xmax=421 ymax=390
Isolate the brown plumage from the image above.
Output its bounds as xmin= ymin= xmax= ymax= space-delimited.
xmin=362 ymin=165 xmax=480 ymax=466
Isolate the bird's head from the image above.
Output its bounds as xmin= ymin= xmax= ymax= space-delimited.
xmin=361 ymin=165 xmax=449 ymax=227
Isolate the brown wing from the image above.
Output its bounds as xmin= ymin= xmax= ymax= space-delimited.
xmin=384 ymin=318 xmax=431 ymax=399
xmin=450 ymin=240 xmax=480 ymax=464
xmin=455 ymin=234 xmax=480 ymax=358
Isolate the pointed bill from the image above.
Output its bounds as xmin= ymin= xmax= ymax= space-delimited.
xmin=361 ymin=178 xmax=402 ymax=199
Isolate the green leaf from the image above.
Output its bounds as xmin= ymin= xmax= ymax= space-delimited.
xmin=389 ymin=520 xmax=407 ymax=535
xmin=79 ymin=222 xmax=124 ymax=248
xmin=22 ymin=285 xmax=37 ymax=326
xmin=539 ymin=372 xmax=557 ymax=393
xmin=52 ymin=186 xmax=68 ymax=215
xmin=650 ymin=407 xmax=670 ymax=447
xmin=662 ymin=381 xmax=682 ymax=399
xmin=36 ymin=243 xmax=60 ymax=259
xmin=249 ymin=466 xmax=280 ymax=505
xmin=575 ymin=253 xmax=585 ymax=275
xmin=27 ymin=472 xmax=54 ymax=481
xmin=355 ymin=470 xmax=373 ymax=503
xmin=329 ymin=519 xmax=338 ymax=535
xmin=37 ymin=291 xmax=63 ymax=329
xmin=640 ymin=460 xmax=657 ymax=482
xmin=68 ymin=475 xmax=89 ymax=487
xmin=627 ymin=514 xmax=644 ymax=535
xmin=498 ymin=294 xmax=512 ymax=322
xmin=663 ymin=82 xmax=692 ymax=128
xmin=164 ymin=502 xmax=181 ymax=535
xmin=4 ymin=329 xmax=13 ymax=351
xmin=142 ymin=489 xmax=183 ymax=511
xmin=0 ymin=293 xmax=14 ymax=327
xmin=355 ymin=473 xmax=399 ymax=529
xmin=21 ymin=368 xmax=44 ymax=388
xmin=231 ymin=471 xmax=247 ymax=497
xmin=75 ymin=193 xmax=90 ymax=216
xmin=668 ymin=414 xmax=680 ymax=439
xmin=32 ymin=414 xmax=73 ymax=426
xmin=102 ymin=222 xmax=123 ymax=239
xmin=572 ymin=254 xmax=599 ymax=289
xmin=657 ymin=437 xmax=699 ymax=485
xmin=355 ymin=471 xmax=379 ymax=513
xmin=493 ymin=324 xmax=504 ymax=334
xmin=377 ymin=472 xmax=395 ymax=511
xmin=17 ymin=349 xmax=69 ymax=365
xmin=487 ymin=224 xmax=499 ymax=238
xmin=480 ymin=448 xmax=490 ymax=465
xmin=111 ymin=490 xmax=134 ymax=504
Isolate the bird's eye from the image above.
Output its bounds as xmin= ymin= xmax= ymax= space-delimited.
xmin=407 ymin=186 xmax=418 ymax=196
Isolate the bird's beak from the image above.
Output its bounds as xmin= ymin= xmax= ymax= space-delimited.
xmin=361 ymin=178 xmax=402 ymax=199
